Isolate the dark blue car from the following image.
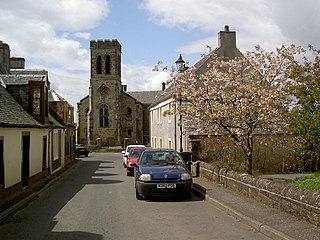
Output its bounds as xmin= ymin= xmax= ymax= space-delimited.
xmin=133 ymin=148 xmax=192 ymax=200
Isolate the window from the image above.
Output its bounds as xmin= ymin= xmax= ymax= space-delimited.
xmin=97 ymin=56 xmax=102 ymax=74
xmin=168 ymin=138 xmax=172 ymax=149
xmin=151 ymin=110 xmax=154 ymax=124
xmin=128 ymin=128 xmax=132 ymax=136
xmin=159 ymin=138 xmax=163 ymax=148
xmin=106 ymin=55 xmax=111 ymax=74
xmin=33 ymin=85 xmax=41 ymax=115
xmin=127 ymin=107 xmax=132 ymax=116
xmin=99 ymin=104 xmax=109 ymax=127
xmin=118 ymin=54 xmax=121 ymax=76
xmin=168 ymin=103 xmax=172 ymax=123
xmin=0 ymin=137 xmax=4 ymax=189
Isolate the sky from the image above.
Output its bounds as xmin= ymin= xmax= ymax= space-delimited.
xmin=1 ymin=0 xmax=320 ymax=113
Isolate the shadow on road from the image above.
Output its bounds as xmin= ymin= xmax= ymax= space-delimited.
xmin=0 ymin=155 xmax=122 ymax=239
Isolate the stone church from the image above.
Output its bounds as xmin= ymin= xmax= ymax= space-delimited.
xmin=77 ymin=39 xmax=161 ymax=147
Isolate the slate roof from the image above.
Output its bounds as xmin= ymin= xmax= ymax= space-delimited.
xmin=127 ymin=90 xmax=162 ymax=105
xmin=0 ymin=85 xmax=45 ymax=128
xmin=0 ymin=74 xmax=46 ymax=85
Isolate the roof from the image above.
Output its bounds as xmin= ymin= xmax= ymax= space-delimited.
xmin=0 ymin=85 xmax=45 ymax=128
xmin=127 ymin=90 xmax=162 ymax=105
xmin=0 ymin=74 xmax=47 ymax=85
xmin=49 ymin=105 xmax=65 ymax=128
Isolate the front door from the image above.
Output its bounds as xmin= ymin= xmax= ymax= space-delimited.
xmin=22 ymin=133 xmax=30 ymax=187
xmin=0 ymin=138 xmax=4 ymax=189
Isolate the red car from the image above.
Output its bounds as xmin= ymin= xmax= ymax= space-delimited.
xmin=125 ymin=147 xmax=146 ymax=176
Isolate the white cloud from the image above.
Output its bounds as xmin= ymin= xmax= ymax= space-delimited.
xmin=122 ymin=64 xmax=169 ymax=92
xmin=0 ymin=0 xmax=109 ymax=110
xmin=141 ymin=0 xmax=320 ymax=53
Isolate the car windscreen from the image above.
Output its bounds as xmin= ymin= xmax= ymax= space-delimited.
xmin=139 ymin=151 xmax=184 ymax=166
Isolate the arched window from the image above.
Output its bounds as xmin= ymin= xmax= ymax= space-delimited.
xmin=96 ymin=56 xmax=102 ymax=74
xmin=106 ymin=55 xmax=111 ymax=74
xmin=127 ymin=107 xmax=132 ymax=116
xmin=99 ymin=104 xmax=109 ymax=127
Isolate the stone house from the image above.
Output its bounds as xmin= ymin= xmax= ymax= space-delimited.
xmin=150 ymin=25 xmax=242 ymax=152
xmin=77 ymin=40 xmax=160 ymax=147
xmin=49 ymin=90 xmax=76 ymax=164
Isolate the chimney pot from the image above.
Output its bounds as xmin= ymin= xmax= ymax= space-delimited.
xmin=224 ymin=25 xmax=229 ymax=31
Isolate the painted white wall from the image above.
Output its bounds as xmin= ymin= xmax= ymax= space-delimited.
xmin=1 ymin=127 xmax=49 ymax=188
xmin=150 ymin=97 xmax=188 ymax=151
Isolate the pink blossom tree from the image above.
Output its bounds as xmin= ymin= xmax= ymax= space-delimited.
xmin=161 ymin=45 xmax=302 ymax=174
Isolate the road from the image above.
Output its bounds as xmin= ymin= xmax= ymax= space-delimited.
xmin=0 ymin=152 xmax=271 ymax=240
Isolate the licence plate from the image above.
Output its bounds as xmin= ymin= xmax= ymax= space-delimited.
xmin=157 ymin=183 xmax=176 ymax=189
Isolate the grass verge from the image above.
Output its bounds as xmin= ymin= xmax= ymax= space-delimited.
xmin=291 ymin=173 xmax=320 ymax=191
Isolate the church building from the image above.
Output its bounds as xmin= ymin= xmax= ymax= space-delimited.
xmin=77 ymin=39 xmax=160 ymax=147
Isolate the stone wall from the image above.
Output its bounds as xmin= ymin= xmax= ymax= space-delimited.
xmin=192 ymin=161 xmax=320 ymax=226
xmin=189 ymin=134 xmax=298 ymax=173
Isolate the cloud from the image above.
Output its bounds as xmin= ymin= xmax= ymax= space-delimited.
xmin=0 ymin=0 xmax=109 ymax=71
xmin=268 ymin=0 xmax=320 ymax=48
xmin=141 ymin=0 xmax=320 ymax=53
xmin=0 ymin=0 xmax=110 ymax=110
xmin=122 ymin=64 xmax=169 ymax=92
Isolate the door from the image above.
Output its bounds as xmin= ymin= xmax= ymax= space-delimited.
xmin=42 ymin=136 xmax=47 ymax=172
xmin=22 ymin=133 xmax=30 ymax=187
xmin=0 ymin=138 xmax=4 ymax=189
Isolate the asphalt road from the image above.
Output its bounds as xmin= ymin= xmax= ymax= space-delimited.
xmin=0 ymin=152 xmax=271 ymax=240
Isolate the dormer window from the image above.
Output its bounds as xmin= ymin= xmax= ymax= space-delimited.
xmin=33 ymin=86 xmax=41 ymax=115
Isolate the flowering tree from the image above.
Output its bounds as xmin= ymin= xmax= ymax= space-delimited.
xmin=160 ymin=45 xmax=302 ymax=174
xmin=285 ymin=46 xmax=320 ymax=171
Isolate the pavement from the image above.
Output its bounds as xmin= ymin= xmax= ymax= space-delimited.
xmin=0 ymin=160 xmax=319 ymax=240
xmin=192 ymin=177 xmax=320 ymax=240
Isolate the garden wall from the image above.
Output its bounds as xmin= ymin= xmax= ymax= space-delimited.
xmin=192 ymin=161 xmax=320 ymax=226
xmin=189 ymin=134 xmax=299 ymax=173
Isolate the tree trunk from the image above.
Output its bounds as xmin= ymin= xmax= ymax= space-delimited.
xmin=246 ymin=153 xmax=253 ymax=175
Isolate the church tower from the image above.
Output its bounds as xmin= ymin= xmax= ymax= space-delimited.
xmin=88 ymin=39 xmax=122 ymax=146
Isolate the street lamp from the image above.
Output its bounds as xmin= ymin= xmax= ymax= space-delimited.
xmin=176 ymin=54 xmax=186 ymax=73
xmin=175 ymin=54 xmax=186 ymax=152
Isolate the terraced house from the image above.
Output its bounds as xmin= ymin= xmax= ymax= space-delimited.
xmin=0 ymin=41 xmax=75 ymax=203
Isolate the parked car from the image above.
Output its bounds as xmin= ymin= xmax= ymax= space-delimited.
xmin=75 ymin=144 xmax=90 ymax=157
xmin=133 ymin=148 xmax=192 ymax=200
xmin=122 ymin=144 xmax=145 ymax=167
xmin=125 ymin=147 xmax=147 ymax=176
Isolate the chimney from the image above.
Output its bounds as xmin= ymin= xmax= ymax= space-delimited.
xmin=218 ymin=25 xmax=236 ymax=50
xmin=122 ymin=84 xmax=127 ymax=92
xmin=10 ymin=57 xmax=25 ymax=69
xmin=214 ymin=25 xmax=240 ymax=59
xmin=162 ymin=82 xmax=166 ymax=91
xmin=0 ymin=41 xmax=10 ymax=74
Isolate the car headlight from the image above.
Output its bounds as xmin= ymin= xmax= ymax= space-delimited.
xmin=139 ymin=174 xmax=151 ymax=181
xmin=181 ymin=173 xmax=191 ymax=180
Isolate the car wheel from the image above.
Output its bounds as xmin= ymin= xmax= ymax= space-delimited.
xmin=136 ymin=189 xmax=143 ymax=200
